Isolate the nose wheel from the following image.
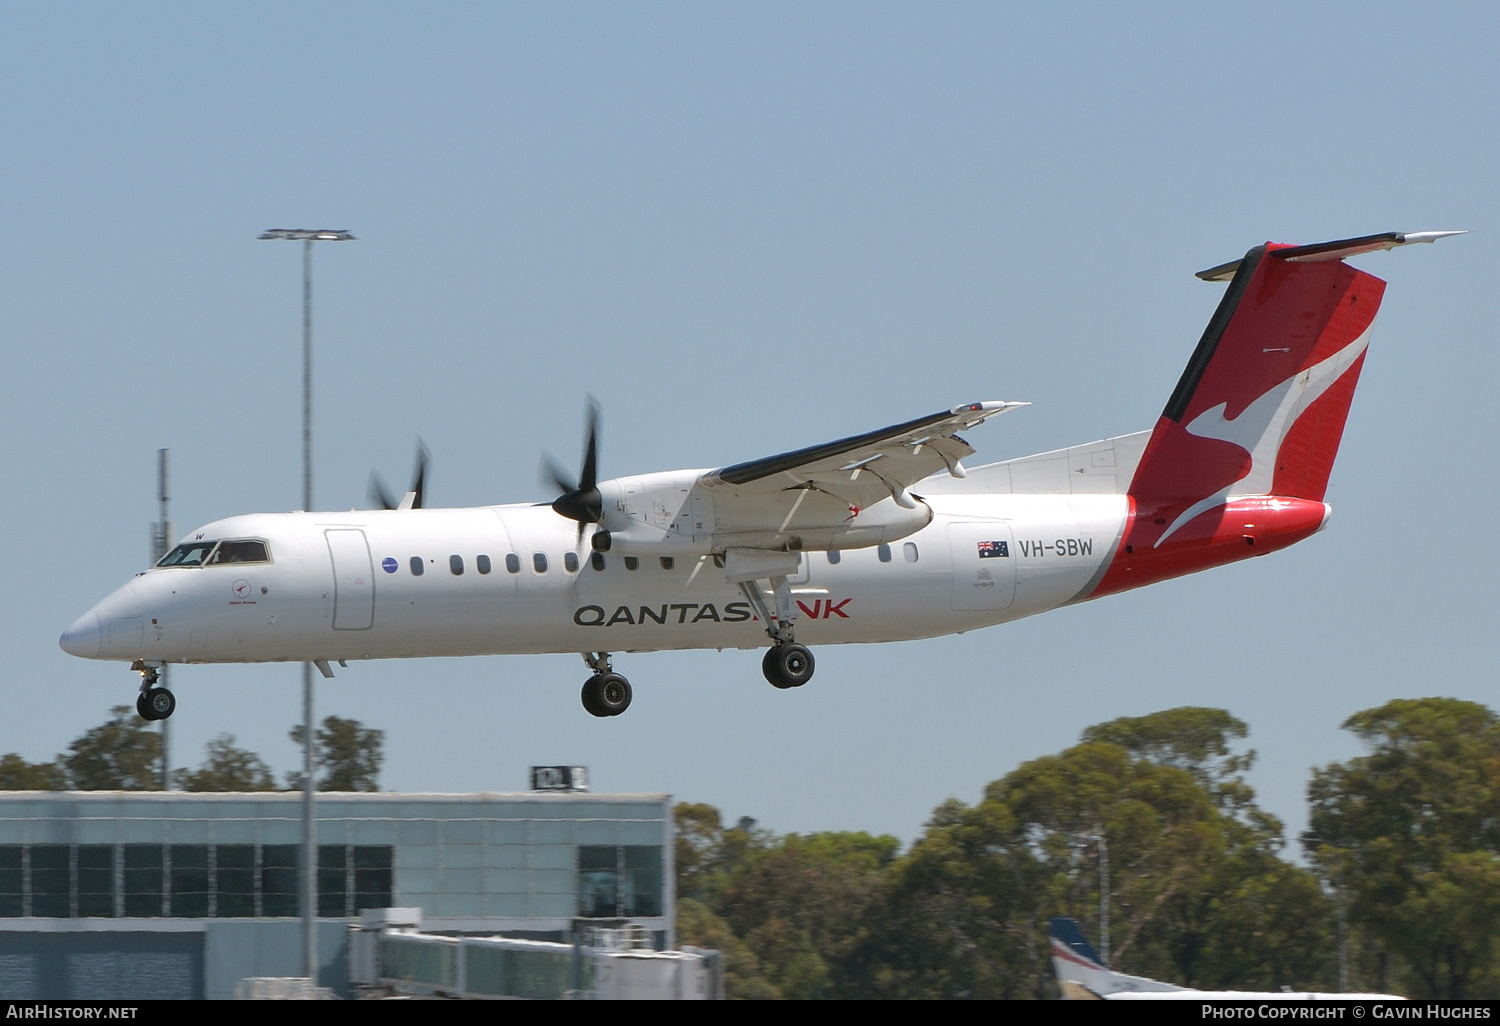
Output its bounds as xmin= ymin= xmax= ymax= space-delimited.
xmin=137 ymin=687 xmax=176 ymax=721
xmin=132 ymin=662 xmax=176 ymax=721
xmin=579 ymin=652 xmax=632 ymax=717
xmin=763 ymin=643 xmax=815 ymax=690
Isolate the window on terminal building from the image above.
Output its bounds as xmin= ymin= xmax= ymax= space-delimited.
xmin=0 ymin=842 xmax=394 ymax=920
xmin=217 ymin=845 xmax=255 ymax=918
xmin=76 ymin=845 xmax=114 ymax=918
xmin=30 ymin=845 xmax=68 ymax=918
xmin=0 ymin=847 xmax=20 ymax=917
xmin=577 ymin=845 xmax=664 ymax=919
xmin=123 ymin=845 xmax=163 ymax=917
xmin=170 ymin=845 xmax=209 ymax=917
xmin=261 ymin=845 xmax=299 ymax=917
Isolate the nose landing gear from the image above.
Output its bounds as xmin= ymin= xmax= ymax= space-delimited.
xmin=132 ymin=661 xmax=176 ymax=721
xmin=580 ymin=653 xmax=632 ymax=717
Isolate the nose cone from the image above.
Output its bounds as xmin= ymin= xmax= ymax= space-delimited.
xmin=60 ymin=611 xmax=102 ymax=659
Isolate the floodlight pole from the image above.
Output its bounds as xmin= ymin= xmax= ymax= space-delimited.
xmin=259 ymin=227 xmax=355 ymax=984
xmin=151 ymin=449 xmax=172 ymax=790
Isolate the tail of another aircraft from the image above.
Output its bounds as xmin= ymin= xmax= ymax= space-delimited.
xmin=1049 ymin=918 xmax=1183 ymax=999
xmin=1089 ymin=231 xmax=1459 ymax=597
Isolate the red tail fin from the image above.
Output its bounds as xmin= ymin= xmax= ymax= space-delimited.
xmin=1091 ymin=241 xmax=1385 ymax=597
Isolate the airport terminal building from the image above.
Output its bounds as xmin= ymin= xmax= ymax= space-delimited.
xmin=0 ymin=788 xmax=673 ymax=999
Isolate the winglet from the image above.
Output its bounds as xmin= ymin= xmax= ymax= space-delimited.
xmin=1196 ymin=230 xmax=1465 ymax=281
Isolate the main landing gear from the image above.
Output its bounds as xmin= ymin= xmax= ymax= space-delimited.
xmin=762 ymin=642 xmax=815 ymax=690
xmin=738 ymin=575 xmax=818 ymax=691
xmin=132 ymin=661 xmax=175 ymax=721
xmin=580 ymin=652 xmax=632 ymax=717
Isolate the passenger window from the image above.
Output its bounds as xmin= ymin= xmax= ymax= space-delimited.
xmin=624 ymin=556 xmax=639 ymax=571
xmin=505 ymin=553 xmax=521 ymax=574
xmin=878 ymin=543 xmax=892 ymax=563
xmin=410 ymin=556 xmax=424 ymax=576
xmin=477 ymin=554 xmax=491 ymax=575
xmin=904 ymin=542 xmax=919 ymax=563
xmin=450 ymin=555 xmax=464 ymax=576
xmin=207 ymin=540 xmax=270 ymax=565
xmin=533 ymin=553 xmax=548 ymax=574
xmin=591 ymin=552 xmax=606 ymax=572
xmin=827 ymin=550 xmax=841 ymax=565
xmin=565 ymin=551 xmax=580 ymax=573
xmin=659 ymin=557 xmax=674 ymax=570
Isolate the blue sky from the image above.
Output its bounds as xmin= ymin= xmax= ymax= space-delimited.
xmin=4 ymin=3 xmax=1495 ymax=848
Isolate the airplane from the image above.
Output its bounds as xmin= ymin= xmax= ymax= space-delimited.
xmin=59 ymin=230 xmax=1462 ymax=720
xmin=1049 ymin=917 xmax=1403 ymax=1000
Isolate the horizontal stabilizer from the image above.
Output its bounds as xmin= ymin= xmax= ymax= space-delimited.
xmin=1196 ymin=230 xmax=1464 ymax=281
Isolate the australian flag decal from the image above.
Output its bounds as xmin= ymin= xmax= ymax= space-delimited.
xmin=977 ymin=540 xmax=1009 ymax=558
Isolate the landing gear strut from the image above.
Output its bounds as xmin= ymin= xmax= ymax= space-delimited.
xmin=132 ymin=661 xmax=175 ymax=721
xmin=580 ymin=652 xmax=632 ymax=717
xmin=739 ymin=576 xmax=819 ymax=691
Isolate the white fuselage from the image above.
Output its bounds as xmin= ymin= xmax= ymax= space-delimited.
xmin=66 ymin=493 xmax=1128 ymax=667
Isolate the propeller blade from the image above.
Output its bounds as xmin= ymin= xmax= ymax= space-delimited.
xmin=409 ymin=440 xmax=430 ymax=510
xmin=541 ymin=456 xmax=577 ymax=497
xmin=545 ymin=398 xmax=605 ymax=527
xmin=369 ymin=471 xmax=399 ymax=511
xmin=580 ymin=397 xmax=600 ymax=492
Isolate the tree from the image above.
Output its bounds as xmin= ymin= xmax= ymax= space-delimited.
xmin=1081 ymin=707 xmax=1259 ymax=816
xmin=175 ymin=734 xmax=277 ymax=791
xmin=0 ymin=753 xmax=67 ymax=790
xmin=880 ymin=708 xmax=1335 ymax=998
xmin=1304 ymin=698 xmax=1500 ymax=998
xmin=676 ymin=897 xmax=780 ymax=999
xmin=289 ymin=716 xmax=384 ymax=791
xmin=62 ymin=706 xmax=162 ymax=790
xmin=715 ymin=830 xmax=900 ymax=999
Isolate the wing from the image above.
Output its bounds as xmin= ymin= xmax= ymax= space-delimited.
xmin=697 ymin=402 xmax=1025 ymax=542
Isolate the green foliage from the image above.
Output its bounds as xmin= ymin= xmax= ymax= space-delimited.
xmin=717 ymin=831 xmax=899 ymax=999
xmin=1305 ymin=698 xmax=1500 ymax=998
xmin=61 ymin=706 xmax=162 ymax=790
xmin=1081 ymin=707 xmax=1258 ymax=815
xmin=676 ymin=706 xmax=1339 ymax=999
xmin=175 ymin=734 xmax=277 ymax=792
xmin=676 ymin=898 xmax=780 ymax=999
xmin=0 ymin=753 xmax=67 ymax=790
xmin=288 ymin=715 xmax=384 ymax=791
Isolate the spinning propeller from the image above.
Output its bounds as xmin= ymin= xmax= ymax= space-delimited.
xmin=543 ymin=398 xmax=604 ymax=545
xmin=370 ymin=441 xmax=430 ymax=511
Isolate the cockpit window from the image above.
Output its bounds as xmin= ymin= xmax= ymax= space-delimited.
xmin=158 ymin=541 xmax=217 ymax=567
xmin=207 ymin=540 xmax=270 ymax=565
xmin=157 ymin=538 xmax=271 ymax=568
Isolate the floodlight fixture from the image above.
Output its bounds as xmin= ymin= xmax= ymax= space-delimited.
xmin=258 ymin=228 xmax=356 ymax=242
